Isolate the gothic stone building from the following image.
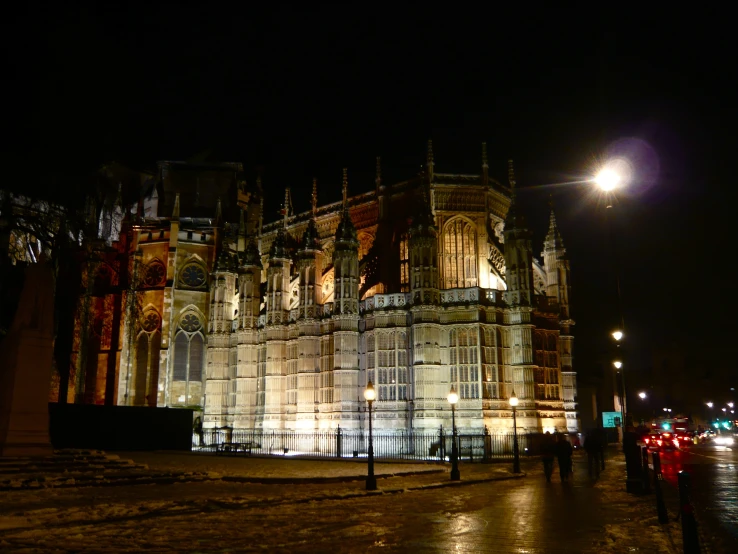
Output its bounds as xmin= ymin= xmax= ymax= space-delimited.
xmin=66 ymin=145 xmax=578 ymax=435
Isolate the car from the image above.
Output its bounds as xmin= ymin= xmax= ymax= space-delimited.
xmin=645 ymin=431 xmax=679 ymax=451
xmin=673 ymin=431 xmax=695 ymax=448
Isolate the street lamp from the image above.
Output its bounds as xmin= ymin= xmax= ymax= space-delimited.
xmin=729 ymin=403 xmax=735 ymax=409
xmin=638 ymin=392 xmax=647 ymax=400
xmin=612 ymin=330 xmax=624 ymax=342
xmin=364 ymin=380 xmax=377 ymax=491
xmin=448 ymin=386 xmax=460 ymax=481
xmin=706 ymin=402 xmax=714 ymax=408
xmin=509 ymin=390 xmax=521 ymax=474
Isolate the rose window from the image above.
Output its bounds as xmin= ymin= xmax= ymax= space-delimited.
xmin=180 ymin=264 xmax=206 ymax=288
xmin=144 ymin=261 xmax=166 ymax=287
xmin=180 ymin=313 xmax=202 ymax=333
xmin=142 ymin=311 xmax=161 ymax=332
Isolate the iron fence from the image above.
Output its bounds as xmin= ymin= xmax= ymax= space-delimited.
xmin=193 ymin=427 xmax=533 ymax=462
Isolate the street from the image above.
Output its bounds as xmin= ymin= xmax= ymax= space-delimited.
xmin=657 ymin=442 xmax=737 ymax=551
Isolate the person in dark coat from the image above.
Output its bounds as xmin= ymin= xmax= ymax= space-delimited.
xmin=541 ymin=431 xmax=556 ymax=482
xmin=555 ymin=433 xmax=574 ymax=482
xmin=583 ymin=429 xmax=601 ymax=479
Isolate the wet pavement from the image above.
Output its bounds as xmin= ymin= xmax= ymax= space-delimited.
xmin=657 ymin=442 xmax=738 ymax=551
xmin=0 ymin=449 xmax=684 ymax=553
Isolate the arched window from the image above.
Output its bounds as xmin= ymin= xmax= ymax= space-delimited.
xmin=134 ymin=310 xmax=162 ymax=407
xmin=443 ymin=219 xmax=478 ymax=289
xmin=173 ymin=313 xmax=205 ymax=386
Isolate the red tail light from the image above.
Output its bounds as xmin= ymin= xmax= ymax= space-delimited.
xmin=657 ymin=439 xmax=663 ymax=446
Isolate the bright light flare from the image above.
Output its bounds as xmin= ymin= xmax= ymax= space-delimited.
xmin=638 ymin=392 xmax=647 ymax=399
xmin=595 ymin=169 xmax=620 ymax=191
xmin=613 ymin=361 xmax=623 ymax=369
xmin=612 ymin=330 xmax=624 ymax=341
xmin=593 ymin=157 xmax=633 ymax=192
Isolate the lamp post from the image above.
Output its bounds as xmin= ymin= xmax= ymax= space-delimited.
xmin=509 ymin=390 xmax=521 ymax=474
xmin=448 ymin=386 xmax=460 ymax=481
xmin=613 ymin=357 xmax=626 ymax=431
xmin=706 ymin=402 xmax=713 ymax=427
xmin=364 ymin=380 xmax=377 ymax=491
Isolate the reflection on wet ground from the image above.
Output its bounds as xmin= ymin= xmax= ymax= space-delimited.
xmin=658 ymin=445 xmax=737 ymax=550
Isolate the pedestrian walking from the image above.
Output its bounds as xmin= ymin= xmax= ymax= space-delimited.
xmin=555 ymin=433 xmax=573 ymax=482
xmin=597 ymin=424 xmax=606 ymax=470
xmin=583 ymin=429 xmax=601 ymax=479
xmin=541 ymin=431 xmax=556 ymax=482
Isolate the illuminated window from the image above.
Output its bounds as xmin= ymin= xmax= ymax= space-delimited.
xmin=443 ymin=219 xmax=478 ymax=289
xmin=173 ymin=314 xmax=205 ymax=386
xmin=450 ymin=328 xmax=480 ymax=399
xmin=399 ymin=235 xmax=409 ymax=292
xmin=377 ymin=331 xmax=409 ymax=401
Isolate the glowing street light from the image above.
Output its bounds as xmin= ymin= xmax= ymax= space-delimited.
xmin=706 ymin=402 xmax=714 ymax=408
xmin=638 ymin=392 xmax=647 ymax=400
xmin=728 ymin=402 xmax=734 ymax=409
xmin=613 ymin=361 xmax=623 ymax=369
xmin=448 ymin=386 xmax=460 ymax=481
xmin=364 ymin=380 xmax=377 ymax=491
xmin=509 ymin=391 xmax=521 ymax=474
xmin=612 ymin=330 xmax=624 ymax=342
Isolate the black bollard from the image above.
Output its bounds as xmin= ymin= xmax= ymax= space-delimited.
xmin=652 ymin=451 xmax=669 ymax=524
xmin=641 ymin=446 xmax=651 ymax=494
xmin=678 ymin=471 xmax=700 ymax=554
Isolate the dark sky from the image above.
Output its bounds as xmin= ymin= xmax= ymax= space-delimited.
xmin=4 ymin=6 xmax=736 ymax=386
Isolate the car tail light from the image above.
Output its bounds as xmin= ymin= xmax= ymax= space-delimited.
xmin=644 ymin=437 xmax=650 ymax=444
xmin=657 ymin=439 xmax=663 ymax=446
xmin=673 ymin=439 xmax=679 ymax=448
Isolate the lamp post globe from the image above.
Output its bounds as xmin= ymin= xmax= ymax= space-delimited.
xmin=612 ymin=330 xmax=624 ymax=342
xmin=638 ymin=392 xmax=647 ymax=400
xmin=509 ymin=391 xmax=521 ymax=473
xmin=448 ymin=386 xmax=460 ymax=481
xmin=364 ymin=380 xmax=377 ymax=491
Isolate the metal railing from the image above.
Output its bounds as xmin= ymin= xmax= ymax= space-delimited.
xmin=193 ymin=427 xmax=533 ymax=462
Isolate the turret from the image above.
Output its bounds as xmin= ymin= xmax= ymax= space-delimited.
xmin=265 ymin=188 xmax=292 ymax=325
xmin=332 ymin=169 xmax=359 ymax=315
xmin=541 ymin=204 xmax=571 ymax=320
xmin=409 ymin=178 xmax=440 ymax=306
xmin=210 ymin=248 xmax=237 ymax=334
xmin=237 ymin=238 xmax=263 ymax=329
xmin=296 ymin=179 xmax=323 ymax=319
xmin=503 ymin=160 xmax=534 ymax=308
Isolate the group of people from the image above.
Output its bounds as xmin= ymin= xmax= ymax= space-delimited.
xmin=540 ymin=432 xmax=575 ymax=482
xmin=540 ymin=429 xmax=607 ymax=482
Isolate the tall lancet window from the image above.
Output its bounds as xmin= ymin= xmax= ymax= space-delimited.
xmin=173 ymin=312 xmax=205 ymax=393
xmin=443 ymin=218 xmax=478 ymax=289
xmin=399 ymin=235 xmax=409 ymax=292
xmin=134 ymin=310 xmax=162 ymax=407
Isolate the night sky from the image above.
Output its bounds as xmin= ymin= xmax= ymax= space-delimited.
xmin=4 ymin=6 xmax=735 ymax=397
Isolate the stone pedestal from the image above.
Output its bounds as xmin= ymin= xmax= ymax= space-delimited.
xmin=0 ymin=329 xmax=54 ymax=456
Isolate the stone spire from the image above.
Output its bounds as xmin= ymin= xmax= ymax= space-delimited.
xmin=302 ymin=180 xmax=322 ymax=254
xmin=543 ymin=199 xmax=565 ymax=252
xmin=214 ymin=197 xmax=222 ymax=226
xmin=482 ymin=142 xmax=489 ymax=186
xmin=427 ymin=140 xmax=434 ymax=183
xmin=335 ymin=168 xmax=358 ymax=248
xmin=311 ymin=178 xmax=318 ymax=218
xmin=375 ymin=156 xmax=382 ymax=194
xmin=504 ymin=159 xmax=526 ymax=231
xmin=171 ymin=192 xmax=180 ymax=220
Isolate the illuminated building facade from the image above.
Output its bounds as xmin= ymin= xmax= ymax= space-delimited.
xmin=56 ymin=144 xmax=578 ymax=434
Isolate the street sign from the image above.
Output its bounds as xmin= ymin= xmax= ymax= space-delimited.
xmin=602 ymin=411 xmax=622 ymax=428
